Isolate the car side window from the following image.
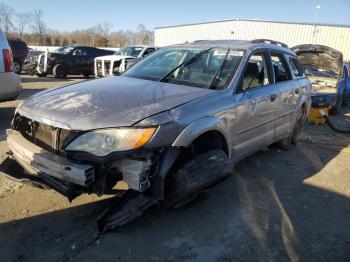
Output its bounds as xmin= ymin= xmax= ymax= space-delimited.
xmin=143 ymin=48 xmax=155 ymax=57
xmin=289 ymin=57 xmax=304 ymax=77
xmin=72 ymin=48 xmax=88 ymax=56
xmin=271 ymin=54 xmax=290 ymax=82
xmin=239 ymin=53 xmax=269 ymax=91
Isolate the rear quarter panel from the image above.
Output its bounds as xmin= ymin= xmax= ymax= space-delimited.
xmin=0 ymin=30 xmax=10 ymax=73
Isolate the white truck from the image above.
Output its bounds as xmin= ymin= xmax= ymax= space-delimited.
xmin=0 ymin=28 xmax=21 ymax=102
xmin=94 ymin=46 xmax=157 ymax=77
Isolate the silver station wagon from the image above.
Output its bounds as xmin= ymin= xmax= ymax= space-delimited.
xmin=0 ymin=39 xmax=311 ymax=232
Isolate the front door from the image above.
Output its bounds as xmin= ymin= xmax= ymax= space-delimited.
xmin=232 ymin=52 xmax=280 ymax=161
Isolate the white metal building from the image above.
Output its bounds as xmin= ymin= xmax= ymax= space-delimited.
xmin=155 ymin=19 xmax=350 ymax=60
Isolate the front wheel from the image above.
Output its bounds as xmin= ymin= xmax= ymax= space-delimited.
xmin=53 ymin=64 xmax=67 ymax=78
xmin=163 ymin=149 xmax=233 ymax=209
xmin=330 ymin=95 xmax=342 ymax=115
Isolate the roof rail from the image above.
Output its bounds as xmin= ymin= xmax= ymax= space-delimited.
xmin=251 ymin=39 xmax=289 ymax=48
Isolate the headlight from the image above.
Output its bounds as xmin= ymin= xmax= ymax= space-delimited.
xmin=65 ymin=127 xmax=157 ymax=156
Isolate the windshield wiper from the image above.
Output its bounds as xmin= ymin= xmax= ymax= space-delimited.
xmin=159 ymin=48 xmax=212 ymax=82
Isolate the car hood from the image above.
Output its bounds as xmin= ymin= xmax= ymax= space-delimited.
xmin=17 ymin=76 xmax=214 ymax=130
xmin=95 ymin=55 xmax=136 ymax=61
xmin=291 ymin=44 xmax=343 ymax=78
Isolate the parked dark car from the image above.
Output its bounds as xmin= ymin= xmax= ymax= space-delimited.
xmin=22 ymin=48 xmax=45 ymax=75
xmin=35 ymin=46 xmax=115 ymax=78
xmin=0 ymin=40 xmax=311 ymax=232
xmin=292 ymin=44 xmax=347 ymax=114
xmin=7 ymin=38 xmax=29 ymax=74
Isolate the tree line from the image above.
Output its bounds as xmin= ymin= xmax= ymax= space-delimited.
xmin=0 ymin=3 xmax=154 ymax=47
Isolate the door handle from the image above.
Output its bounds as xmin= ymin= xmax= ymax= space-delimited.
xmin=269 ymin=93 xmax=277 ymax=101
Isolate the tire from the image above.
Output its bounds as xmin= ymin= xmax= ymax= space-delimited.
xmin=279 ymin=108 xmax=304 ymax=150
xmin=13 ymin=60 xmax=22 ymax=74
xmin=35 ymin=72 xmax=48 ymax=77
xmin=53 ymin=64 xmax=67 ymax=78
xmin=330 ymin=95 xmax=342 ymax=115
xmin=163 ymin=149 xmax=233 ymax=209
xmin=82 ymin=72 xmax=90 ymax=78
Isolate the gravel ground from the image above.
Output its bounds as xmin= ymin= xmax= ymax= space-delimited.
xmin=0 ymin=75 xmax=350 ymax=262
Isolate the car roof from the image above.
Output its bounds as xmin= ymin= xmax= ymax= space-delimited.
xmin=168 ymin=39 xmax=295 ymax=56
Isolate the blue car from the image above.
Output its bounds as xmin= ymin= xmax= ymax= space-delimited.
xmin=344 ymin=63 xmax=350 ymax=100
xmin=292 ymin=45 xmax=346 ymax=114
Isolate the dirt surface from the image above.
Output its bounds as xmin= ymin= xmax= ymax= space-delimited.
xmin=1 ymin=75 xmax=350 ymax=261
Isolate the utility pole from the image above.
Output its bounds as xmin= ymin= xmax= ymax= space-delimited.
xmin=313 ymin=4 xmax=321 ymax=43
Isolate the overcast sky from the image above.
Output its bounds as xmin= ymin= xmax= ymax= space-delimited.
xmin=3 ymin=0 xmax=350 ymax=31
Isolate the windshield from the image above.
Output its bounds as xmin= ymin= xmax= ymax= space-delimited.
xmin=53 ymin=46 xmax=74 ymax=54
xmin=114 ymin=46 xmax=144 ymax=57
xmin=304 ymin=65 xmax=338 ymax=78
xmin=123 ymin=47 xmax=244 ymax=89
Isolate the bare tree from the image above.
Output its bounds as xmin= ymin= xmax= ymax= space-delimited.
xmin=14 ymin=12 xmax=31 ymax=38
xmin=30 ymin=9 xmax=47 ymax=45
xmin=0 ymin=4 xmax=14 ymax=33
xmin=102 ymin=22 xmax=113 ymax=38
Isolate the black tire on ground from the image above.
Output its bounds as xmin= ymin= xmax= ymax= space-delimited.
xmin=330 ymin=95 xmax=342 ymax=115
xmin=13 ymin=60 xmax=22 ymax=74
xmin=279 ymin=108 xmax=304 ymax=150
xmin=35 ymin=72 xmax=48 ymax=77
xmin=82 ymin=72 xmax=91 ymax=77
xmin=53 ymin=64 xmax=67 ymax=78
xmin=163 ymin=149 xmax=233 ymax=209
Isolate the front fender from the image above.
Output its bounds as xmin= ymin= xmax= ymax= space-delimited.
xmin=172 ymin=116 xmax=231 ymax=158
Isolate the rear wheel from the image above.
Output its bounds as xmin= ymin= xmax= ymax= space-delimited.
xmin=53 ymin=64 xmax=67 ymax=78
xmin=163 ymin=149 xmax=232 ymax=209
xmin=82 ymin=72 xmax=91 ymax=77
xmin=13 ymin=60 xmax=22 ymax=74
xmin=279 ymin=108 xmax=304 ymax=150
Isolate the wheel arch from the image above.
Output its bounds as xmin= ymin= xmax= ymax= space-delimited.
xmin=172 ymin=116 xmax=231 ymax=158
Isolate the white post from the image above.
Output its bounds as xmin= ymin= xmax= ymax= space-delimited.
xmin=313 ymin=5 xmax=321 ymax=44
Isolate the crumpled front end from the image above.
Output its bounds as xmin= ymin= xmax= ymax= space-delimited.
xmin=309 ymin=76 xmax=338 ymax=108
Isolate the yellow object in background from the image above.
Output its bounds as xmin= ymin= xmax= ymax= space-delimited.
xmin=308 ymin=107 xmax=330 ymax=125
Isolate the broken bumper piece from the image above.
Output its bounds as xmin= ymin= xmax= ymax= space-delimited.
xmin=0 ymin=156 xmax=82 ymax=201
xmin=0 ymin=129 xmax=95 ymax=201
xmin=5 ymin=129 xmax=95 ymax=187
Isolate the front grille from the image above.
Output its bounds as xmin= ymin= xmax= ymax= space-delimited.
xmin=104 ymin=61 xmax=111 ymax=75
xmin=12 ymin=113 xmax=75 ymax=153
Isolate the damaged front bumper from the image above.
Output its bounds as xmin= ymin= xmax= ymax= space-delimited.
xmin=0 ymin=129 xmax=94 ymax=200
xmin=0 ymin=129 xmax=177 ymax=232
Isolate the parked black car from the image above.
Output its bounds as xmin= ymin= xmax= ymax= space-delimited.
xmin=36 ymin=46 xmax=115 ymax=78
xmin=7 ymin=38 xmax=29 ymax=74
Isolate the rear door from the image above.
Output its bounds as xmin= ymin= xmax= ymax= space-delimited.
xmin=270 ymin=52 xmax=301 ymax=137
xmin=233 ymin=51 xmax=280 ymax=161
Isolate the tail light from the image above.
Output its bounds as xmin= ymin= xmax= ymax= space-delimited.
xmin=3 ymin=49 xmax=14 ymax=72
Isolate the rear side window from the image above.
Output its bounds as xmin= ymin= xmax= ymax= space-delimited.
xmin=271 ymin=54 xmax=290 ymax=82
xmin=289 ymin=57 xmax=304 ymax=77
xmin=239 ymin=53 xmax=269 ymax=91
